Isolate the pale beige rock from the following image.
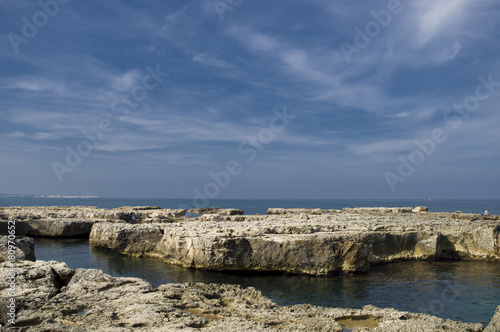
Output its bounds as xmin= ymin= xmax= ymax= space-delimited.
xmin=0 ymin=206 xmax=186 ymax=237
xmin=413 ymin=206 xmax=429 ymax=213
xmin=90 ymin=212 xmax=500 ymax=276
xmin=485 ymin=305 xmax=500 ymax=332
xmin=0 ymin=260 xmax=485 ymax=331
xmin=200 ymin=214 xmax=223 ymax=221
xmin=189 ymin=208 xmax=244 ymax=215
xmin=0 ymin=236 xmax=35 ymax=262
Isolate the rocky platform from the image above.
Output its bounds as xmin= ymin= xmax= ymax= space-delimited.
xmin=1 ymin=259 xmax=497 ymax=331
xmin=0 ymin=206 xmax=186 ymax=237
xmin=90 ymin=208 xmax=500 ymax=275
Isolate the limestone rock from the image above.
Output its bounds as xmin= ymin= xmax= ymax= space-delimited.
xmin=89 ymin=222 xmax=164 ymax=257
xmin=413 ymin=206 xmax=429 ymax=213
xmin=485 ymin=305 xmax=500 ymax=332
xmin=90 ymin=211 xmax=500 ymax=276
xmin=0 ymin=260 xmax=485 ymax=331
xmin=189 ymin=207 xmax=244 ymax=215
xmin=267 ymin=208 xmax=325 ymax=215
xmin=200 ymin=213 xmax=223 ymax=221
xmin=0 ymin=236 xmax=35 ymax=262
xmin=0 ymin=206 xmax=187 ymax=238
xmin=342 ymin=207 xmax=414 ymax=213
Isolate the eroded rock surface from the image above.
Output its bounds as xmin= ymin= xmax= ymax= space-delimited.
xmin=0 ymin=206 xmax=186 ymax=237
xmin=189 ymin=207 xmax=244 ymax=215
xmin=0 ymin=260 xmax=486 ymax=331
xmin=485 ymin=305 xmax=500 ymax=332
xmin=0 ymin=236 xmax=35 ymax=262
xmin=90 ymin=211 xmax=500 ymax=275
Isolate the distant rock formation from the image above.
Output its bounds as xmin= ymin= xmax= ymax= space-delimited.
xmin=188 ymin=207 xmax=244 ymax=215
xmin=0 ymin=259 xmax=490 ymax=331
xmin=0 ymin=206 xmax=186 ymax=237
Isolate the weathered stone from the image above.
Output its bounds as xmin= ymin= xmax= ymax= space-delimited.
xmin=27 ymin=219 xmax=95 ymax=237
xmin=0 ymin=206 xmax=187 ymax=238
xmin=342 ymin=207 xmax=414 ymax=213
xmin=189 ymin=207 xmax=244 ymax=215
xmin=0 ymin=260 xmax=486 ymax=331
xmin=89 ymin=223 xmax=164 ymax=257
xmin=413 ymin=206 xmax=429 ymax=212
xmin=200 ymin=213 xmax=223 ymax=221
xmin=267 ymin=208 xmax=326 ymax=215
xmin=90 ymin=212 xmax=500 ymax=276
xmin=0 ymin=236 xmax=35 ymax=262
xmin=485 ymin=305 xmax=500 ymax=332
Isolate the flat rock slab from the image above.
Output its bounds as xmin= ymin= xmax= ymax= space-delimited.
xmin=0 ymin=206 xmax=187 ymax=237
xmin=0 ymin=260 xmax=489 ymax=331
xmin=90 ymin=212 xmax=500 ymax=275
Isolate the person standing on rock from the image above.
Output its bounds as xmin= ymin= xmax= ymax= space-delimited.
xmin=129 ymin=211 xmax=136 ymax=222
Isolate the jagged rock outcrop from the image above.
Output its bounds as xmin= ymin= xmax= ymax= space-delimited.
xmin=0 ymin=236 xmax=35 ymax=262
xmin=0 ymin=260 xmax=486 ymax=331
xmin=485 ymin=306 xmax=500 ymax=332
xmin=189 ymin=207 xmax=244 ymax=215
xmin=0 ymin=206 xmax=186 ymax=237
xmin=267 ymin=208 xmax=341 ymax=214
xmin=90 ymin=211 xmax=500 ymax=276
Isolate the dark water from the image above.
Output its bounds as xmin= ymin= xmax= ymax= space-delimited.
xmin=2 ymin=197 xmax=500 ymax=215
xmin=34 ymin=237 xmax=500 ymax=326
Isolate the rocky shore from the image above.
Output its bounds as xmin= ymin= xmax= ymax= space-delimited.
xmin=1 ymin=205 xmax=499 ymax=275
xmin=1 ymin=259 xmax=498 ymax=331
xmin=89 ymin=207 xmax=500 ymax=275
xmin=0 ymin=206 xmax=186 ymax=237
xmin=0 ymin=206 xmax=499 ymax=330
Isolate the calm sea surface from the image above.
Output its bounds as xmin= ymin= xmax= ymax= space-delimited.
xmin=3 ymin=198 xmax=500 ymax=326
xmin=2 ymin=197 xmax=500 ymax=215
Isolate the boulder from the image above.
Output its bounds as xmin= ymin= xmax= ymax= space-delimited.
xmin=0 ymin=236 xmax=35 ymax=262
xmin=485 ymin=305 xmax=500 ymax=332
xmin=413 ymin=206 xmax=429 ymax=213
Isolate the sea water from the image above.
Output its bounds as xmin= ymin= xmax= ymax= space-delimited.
xmin=2 ymin=197 xmax=500 ymax=215
xmin=34 ymin=237 xmax=500 ymax=327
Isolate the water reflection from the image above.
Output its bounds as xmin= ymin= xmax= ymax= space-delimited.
xmin=34 ymin=238 xmax=499 ymax=326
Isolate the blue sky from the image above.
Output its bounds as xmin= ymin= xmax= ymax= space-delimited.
xmin=1 ymin=0 xmax=499 ymax=200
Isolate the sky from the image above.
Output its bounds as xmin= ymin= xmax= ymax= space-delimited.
xmin=1 ymin=0 xmax=500 ymax=200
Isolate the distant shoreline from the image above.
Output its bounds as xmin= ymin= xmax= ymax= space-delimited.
xmin=0 ymin=194 xmax=101 ymax=199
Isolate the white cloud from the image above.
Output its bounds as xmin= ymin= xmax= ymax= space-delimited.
xmin=350 ymin=139 xmax=415 ymax=156
xmin=6 ymin=131 xmax=24 ymax=138
xmin=192 ymin=52 xmax=236 ymax=70
xmin=415 ymin=0 xmax=471 ymax=46
xmin=110 ymin=70 xmax=142 ymax=92
xmin=434 ymin=41 xmax=462 ymax=64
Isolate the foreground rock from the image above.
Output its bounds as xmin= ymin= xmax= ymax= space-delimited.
xmin=485 ymin=306 xmax=500 ymax=332
xmin=0 ymin=236 xmax=35 ymax=262
xmin=90 ymin=210 xmax=500 ymax=276
xmin=0 ymin=206 xmax=186 ymax=237
xmin=0 ymin=260 xmax=488 ymax=331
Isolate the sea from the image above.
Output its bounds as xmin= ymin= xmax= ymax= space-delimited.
xmin=3 ymin=197 xmax=500 ymax=326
